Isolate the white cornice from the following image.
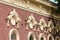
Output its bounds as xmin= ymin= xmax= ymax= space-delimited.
xmin=0 ymin=0 xmax=60 ymax=20
xmin=35 ymin=0 xmax=57 ymax=8
xmin=0 ymin=0 xmax=51 ymax=16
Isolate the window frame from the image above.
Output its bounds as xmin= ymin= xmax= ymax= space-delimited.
xmin=9 ymin=29 xmax=19 ymax=40
xmin=39 ymin=33 xmax=46 ymax=40
xmin=28 ymin=32 xmax=36 ymax=40
xmin=47 ymin=34 xmax=54 ymax=40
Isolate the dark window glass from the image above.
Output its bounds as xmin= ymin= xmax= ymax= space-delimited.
xmin=40 ymin=37 xmax=44 ymax=40
xmin=11 ymin=33 xmax=16 ymax=40
xmin=57 ymin=38 xmax=59 ymax=40
xmin=30 ymin=35 xmax=33 ymax=40
xmin=49 ymin=37 xmax=52 ymax=40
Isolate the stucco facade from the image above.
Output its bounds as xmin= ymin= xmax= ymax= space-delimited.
xmin=0 ymin=0 xmax=60 ymax=40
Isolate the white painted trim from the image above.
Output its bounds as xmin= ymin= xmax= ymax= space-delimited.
xmin=7 ymin=9 xmax=21 ymax=28
xmin=28 ymin=32 xmax=36 ymax=40
xmin=0 ymin=0 xmax=50 ymax=17
xmin=0 ymin=0 xmax=60 ymax=20
xmin=9 ymin=29 xmax=19 ymax=40
xmin=55 ymin=36 xmax=60 ymax=40
xmin=39 ymin=33 xmax=46 ymax=40
xmin=47 ymin=34 xmax=54 ymax=40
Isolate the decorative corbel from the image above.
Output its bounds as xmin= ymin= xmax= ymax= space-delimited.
xmin=7 ymin=9 xmax=21 ymax=28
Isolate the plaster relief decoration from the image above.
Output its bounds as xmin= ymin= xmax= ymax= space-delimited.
xmin=26 ymin=14 xmax=37 ymax=30
xmin=39 ymin=17 xmax=47 ymax=30
xmin=47 ymin=19 xmax=54 ymax=32
xmin=7 ymin=9 xmax=21 ymax=28
xmin=55 ymin=21 xmax=60 ymax=32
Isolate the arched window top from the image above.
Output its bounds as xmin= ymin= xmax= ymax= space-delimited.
xmin=9 ymin=29 xmax=19 ymax=40
xmin=49 ymin=36 xmax=52 ymax=40
xmin=40 ymin=37 xmax=44 ymax=40
xmin=39 ymin=33 xmax=46 ymax=40
xmin=28 ymin=32 xmax=36 ymax=40
xmin=47 ymin=34 xmax=54 ymax=40
xmin=55 ymin=36 xmax=60 ymax=40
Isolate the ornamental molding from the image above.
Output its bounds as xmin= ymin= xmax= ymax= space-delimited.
xmin=47 ymin=19 xmax=54 ymax=32
xmin=39 ymin=17 xmax=47 ymax=30
xmin=7 ymin=9 xmax=21 ymax=28
xmin=27 ymin=14 xmax=37 ymax=29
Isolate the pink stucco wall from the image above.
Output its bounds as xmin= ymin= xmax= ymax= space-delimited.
xmin=0 ymin=3 xmax=59 ymax=40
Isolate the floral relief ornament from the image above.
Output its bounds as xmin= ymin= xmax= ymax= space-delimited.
xmin=7 ymin=9 xmax=21 ymax=28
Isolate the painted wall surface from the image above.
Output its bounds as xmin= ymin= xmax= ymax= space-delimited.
xmin=0 ymin=3 xmax=59 ymax=40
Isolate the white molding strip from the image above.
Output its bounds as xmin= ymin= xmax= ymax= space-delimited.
xmin=0 ymin=0 xmax=60 ymax=20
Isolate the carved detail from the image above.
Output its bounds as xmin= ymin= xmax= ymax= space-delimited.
xmin=39 ymin=17 xmax=47 ymax=30
xmin=47 ymin=19 xmax=54 ymax=32
xmin=26 ymin=14 xmax=37 ymax=29
xmin=26 ymin=16 xmax=56 ymax=32
xmin=7 ymin=9 xmax=21 ymax=28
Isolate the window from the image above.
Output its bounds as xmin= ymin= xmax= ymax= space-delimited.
xmin=11 ymin=32 xmax=16 ymax=40
xmin=40 ymin=37 xmax=44 ymax=40
xmin=49 ymin=37 xmax=52 ymax=40
xmin=29 ymin=34 xmax=34 ymax=40
xmin=55 ymin=36 xmax=60 ymax=40
xmin=9 ymin=29 xmax=19 ymax=40
xmin=57 ymin=39 xmax=59 ymax=40
xmin=28 ymin=32 xmax=36 ymax=40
